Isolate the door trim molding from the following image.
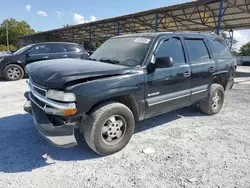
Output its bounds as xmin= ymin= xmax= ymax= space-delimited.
xmin=191 ymin=85 xmax=208 ymax=95
xmin=147 ymin=89 xmax=190 ymax=107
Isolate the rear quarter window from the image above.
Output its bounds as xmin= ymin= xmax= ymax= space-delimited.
xmin=64 ymin=44 xmax=84 ymax=52
xmin=208 ymin=40 xmax=232 ymax=59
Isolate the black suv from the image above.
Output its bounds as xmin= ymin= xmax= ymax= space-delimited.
xmin=0 ymin=42 xmax=87 ymax=81
xmin=24 ymin=32 xmax=236 ymax=155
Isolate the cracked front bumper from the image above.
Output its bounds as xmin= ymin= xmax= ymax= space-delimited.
xmin=24 ymin=100 xmax=77 ymax=148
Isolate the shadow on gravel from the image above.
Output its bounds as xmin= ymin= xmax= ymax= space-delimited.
xmin=0 ymin=105 xmax=205 ymax=173
xmin=235 ymin=71 xmax=250 ymax=78
xmin=0 ymin=114 xmax=100 ymax=173
xmin=135 ymin=104 xmax=205 ymax=134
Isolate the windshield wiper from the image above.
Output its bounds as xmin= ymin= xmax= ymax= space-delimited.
xmin=88 ymin=57 xmax=97 ymax=61
xmin=99 ymin=58 xmax=120 ymax=65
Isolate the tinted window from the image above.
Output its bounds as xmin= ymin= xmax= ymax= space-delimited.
xmin=186 ymin=39 xmax=210 ymax=63
xmin=64 ymin=44 xmax=83 ymax=52
xmin=30 ymin=44 xmax=49 ymax=54
xmin=50 ymin=44 xmax=66 ymax=53
xmin=156 ymin=38 xmax=185 ymax=65
xmin=209 ymin=40 xmax=232 ymax=58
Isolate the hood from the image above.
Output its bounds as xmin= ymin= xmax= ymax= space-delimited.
xmin=0 ymin=53 xmax=24 ymax=62
xmin=0 ymin=54 xmax=11 ymax=57
xmin=26 ymin=58 xmax=132 ymax=88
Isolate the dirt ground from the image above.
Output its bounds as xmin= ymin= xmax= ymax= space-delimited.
xmin=0 ymin=66 xmax=250 ymax=188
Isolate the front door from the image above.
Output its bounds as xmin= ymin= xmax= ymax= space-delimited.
xmin=25 ymin=44 xmax=50 ymax=65
xmin=145 ymin=37 xmax=191 ymax=118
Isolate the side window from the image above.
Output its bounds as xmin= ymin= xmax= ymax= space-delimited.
xmin=64 ymin=44 xmax=83 ymax=52
xmin=156 ymin=38 xmax=185 ymax=65
xmin=50 ymin=44 xmax=66 ymax=53
xmin=30 ymin=44 xmax=49 ymax=54
xmin=186 ymin=39 xmax=211 ymax=63
xmin=209 ymin=40 xmax=232 ymax=59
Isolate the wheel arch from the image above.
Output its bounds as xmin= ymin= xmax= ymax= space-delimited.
xmin=212 ymin=70 xmax=233 ymax=90
xmin=3 ymin=62 xmax=25 ymax=73
xmin=87 ymin=94 xmax=140 ymax=122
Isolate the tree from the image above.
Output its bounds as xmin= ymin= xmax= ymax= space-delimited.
xmin=0 ymin=44 xmax=16 ymax=51
xmin=221 ymin=32 xmax=237 ymax=51
xmin=63 ymin=24 xmax=71 ymax=28
xmin=0 ymin=18 xmax=35 ymax=47
xmin=94 ymin=40 xmax=102 ymax=49
xmin=232 ymin=50 xmax=239 ymax=56
xmin=239 ymin=42 xmax=250 ymax=56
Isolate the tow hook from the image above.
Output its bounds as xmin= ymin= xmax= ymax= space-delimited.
xmin=24 ymin=101 xmax=32 ymax=114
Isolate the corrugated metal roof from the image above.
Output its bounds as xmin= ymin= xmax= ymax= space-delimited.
xmin=19 ymin=0 xmax=250 ymax=45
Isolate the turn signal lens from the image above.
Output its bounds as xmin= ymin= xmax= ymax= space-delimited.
xmin=63 ymin=108 xmax=77 ymax=116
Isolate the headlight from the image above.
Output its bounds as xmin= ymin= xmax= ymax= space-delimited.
xmin=47 ymin=89 xmax=76 ymax=102
xmin=0 ymin=58 xmax=4 ymax=62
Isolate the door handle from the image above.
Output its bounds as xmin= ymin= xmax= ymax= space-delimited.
xmin=42 ymin=56 xmax=48 ymax=59
xmin=183 ymin=71 xmax=190 ymax=77
xmin=63 ymin=55 xmax=68 ymax=58
xmin=208 ymin=66 xmax=214 ymax=72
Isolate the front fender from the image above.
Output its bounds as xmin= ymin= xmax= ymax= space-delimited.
xmin=67 ymin=72 xmax=145 ymax=117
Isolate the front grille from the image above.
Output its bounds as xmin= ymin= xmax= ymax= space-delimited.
xmin=33 ymin=87 xmax=46 ymax=97
xmin=30 ymin=92 xmax=46 ymax=110
xmin=29 ymin=78 xmax=47 ymax=109
xmin=29 ymin=78 xmax=47 ymax=97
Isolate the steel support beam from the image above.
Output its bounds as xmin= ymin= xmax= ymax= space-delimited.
xmin=155 ymin=12 xmax=159 ymax=32
xmin=229 ymin=29 xmax=234 ymax=51
xmin=217 ymin=0 xmax=224 ymax=35
xmin=117 ymin=21 xmax=120 ymax=35
xmin=89 ymin=25 xmax=92 ymax=44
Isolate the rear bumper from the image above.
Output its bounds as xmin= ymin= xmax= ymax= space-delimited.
xmin=24 ymin=100 xmax=77 ymax=148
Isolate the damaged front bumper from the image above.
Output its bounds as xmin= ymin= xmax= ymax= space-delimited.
xmin=24 ymin=79 xmax=78 ymax=148
xmin=24 ymin=100 xmax=77 ymax=148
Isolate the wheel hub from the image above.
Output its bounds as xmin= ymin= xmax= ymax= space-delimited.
xmin=212 ymin=91 xmax=221 ymax=109
xmin=101 ymin=115 xmax=126 ymax=144
xmin=8 ymin=67 xmax=21 ymax=79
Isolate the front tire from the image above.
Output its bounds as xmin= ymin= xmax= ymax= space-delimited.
xmin=199 ymin=84 xmax=225 ymax=115
xmin=3 ymin=64 xmax=24 ymax=81
xmin=83 ymin=102 xmax=135 ymax=155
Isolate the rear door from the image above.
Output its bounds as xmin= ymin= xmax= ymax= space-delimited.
xmin=145 ymin=36 xmax=191 ymax=118
xmin=207 ymin=39 xmax=235 ymax=72
xmin=64 ymin=43 xmax=86 ymax=59
xmin=48 ymin=43 xmax=68 ymax=59
xmin=207 ymin=39 xmax=235 ymax=89
xmin=25 ymin=44 xmax=50 ymax=64
xmin=184 ymin=38 xmax=215 ymax=102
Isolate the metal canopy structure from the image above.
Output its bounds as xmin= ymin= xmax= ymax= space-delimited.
xmin=19 ymin=0 xmax=250 ymax=46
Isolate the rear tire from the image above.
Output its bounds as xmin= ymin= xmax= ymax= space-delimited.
xmin=3 ymin=64 xmax=24 ymax=81
xmin=82 ymin=102 xmax=135 ymax=156
xmin=199 ymin=84 xmax=225 ymax=115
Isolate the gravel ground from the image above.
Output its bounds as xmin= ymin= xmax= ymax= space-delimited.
xmin=0 ymin=66 xmax=250 ymax=188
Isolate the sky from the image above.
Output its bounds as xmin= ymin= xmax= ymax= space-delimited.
xmin=0 ymin=0 xmax=249 ymax=50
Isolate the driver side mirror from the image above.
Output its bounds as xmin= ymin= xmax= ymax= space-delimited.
xmin=147 ymin=56 xmax=173 ymax=73
xmin=154 ymin=56 xmax=173 ymax=68
xmin=26 ymin=52 xmax=31 ymax=57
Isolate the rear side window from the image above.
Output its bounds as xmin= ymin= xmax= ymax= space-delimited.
xmin=209 ymin=40 xmax=232 ymax=59
xmin=50 ymin=44 xmax=66 ymax=53
xmin=156 ymin=38 xmax=185 ymax=65
xmin=186 ymin=39 xmax=211 ymax=63
xmin=64 ymin=44 xmax=84 ymax=52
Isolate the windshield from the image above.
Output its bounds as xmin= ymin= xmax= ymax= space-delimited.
xmin=13 ymin=45 xmax=33 ymax=55
xmin=89 ymin=37 xmax=153 ymax=67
